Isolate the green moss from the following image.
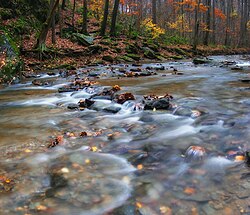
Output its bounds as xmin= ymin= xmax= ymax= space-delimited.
xmin=126 ymin=54 xmax=141 ymax=61
xmin=0 ymin=32 xmax=23 ymax=82
xmin=171 ymin=55 xmax=184 ymax=60
xmin=116 ymin=56 xmax=134 ymax=62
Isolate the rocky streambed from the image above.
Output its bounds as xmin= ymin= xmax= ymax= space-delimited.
xmin=0 ymin=55 xmax=250 ymax=214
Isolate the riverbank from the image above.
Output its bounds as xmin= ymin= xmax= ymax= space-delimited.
xmin=21 ymin=36 xmax=250 ymax=72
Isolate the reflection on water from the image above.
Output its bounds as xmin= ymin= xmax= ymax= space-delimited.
xmin=0 ymin=55 xmax=250 ymax=214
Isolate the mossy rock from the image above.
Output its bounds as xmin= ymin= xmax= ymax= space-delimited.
xmin=102 ymin=55 xmax=114 ymax=62
xmin=142 ymin=47 xmax=156 ymax=59
xmin=171 ymin=55 xmax=184 ymax=60
xmin=100 ymin=39 xmax=112 ymax=46
xmin=114 ymin=47 xmax=122 ymax=53
xmin=126 ymin=54 xmax=141 ymax=61
xmin=92 ymin=60 xmax=104 ymax=65
xmin=174 ymin=48 xmax=187 ymax=56
xmin=126 ymin=43 xmax=139 ymax=54
xmin=155 ymin=55 xmax=166 ymax=61
xmin=193 ymin=58 xmax=211 ymax=64
xmin=0 ymin=8 xmax=13 ymax=20
xmin=147 ymin=43 xmax=159 ymax=52
xmin=116 ymin=56 xmax=134 ymax=62
xmin=52 ymin=64 xmax=76 ymax=70
xmin=71 ymin=33 xmax=94 ymax=46
xmin=88 ymin=44 xmax=103 ymax=54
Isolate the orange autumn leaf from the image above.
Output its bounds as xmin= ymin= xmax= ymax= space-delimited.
xmin=137 ymin=164 xmax=143 ymax=170
xmin=184 ymin=187 xmax=196 ymax=195
xmin=136 ymin=202 xmax=142 ymax=208
xmin=214 ymin=8 xmax=226 ymax=20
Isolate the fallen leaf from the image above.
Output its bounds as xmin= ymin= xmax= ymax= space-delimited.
xmin=184 ymin=187 xmax=196 ymax=195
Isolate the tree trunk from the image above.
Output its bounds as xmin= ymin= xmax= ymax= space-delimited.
xmin=82 ymin=0 xmax=88 ymax=34
xmin=193 ymin=0 xmax=201 ymax=50
xmin=62 ymin=0 xmax=67 ymax=10
xmin=35 ymin=0 xmax=60 ymax=48
xmin=100 ymin=0 xmax=109 ymax=36
xmin=239 ymin=0 xmax=248 ymax=47
xmin=110 ymin=0 xmax=120 ymax=37
xmin=50 ymin=0 xmax=56 ymax=44
xmin=211 ymin=0 xmax=216 ymax=44
xmin=152 ymin=0 xmax=157 ymax=24
xmin=58 ymin=1 xmax=63 ymax=37
xmin=72 ymin=0 xmax=76 ymax=29
xmin=224 ymin=0 xmax=232 ymax=46
xmin=203 ymin=0 xmax=211 ymax=45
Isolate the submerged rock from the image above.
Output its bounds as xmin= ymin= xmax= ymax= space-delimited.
xmin=67 ymin=103 xmax=79 ymax=110
xmin=184 ymin=146 xmax=207 ymax=162
xmin=58 ymin=87 xmax=77 ymax=93
xmin=103 ymin=106 xmax=121 ymax=113
xmin=231 ymin=66 xmax=243 ymax=71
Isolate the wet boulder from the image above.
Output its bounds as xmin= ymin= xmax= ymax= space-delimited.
xmin=32 ymin=79 xmax=50 ymax=86
xmin=146 ymin=65 xmax=165 ymax=70
xmin=115 ymin=92 xmax=136 ymax=104
xmin=193 ymin=57 xmax=211 ymax=65
xmin=231 ymin=66 xmax=244 ymax=71
xmin=144 ymin=98 xmax=171 ymax=110
xmin=67 ymin=103 xmax=79 ymax=110
xmin=172 ymin=107 xmax=203 ymax=118
xmin=58 ymin=86 xmax=78 ymax=93
xmin=71 ymin=33 xmax=94 ymax=46
xmin=78 ymin=99 xmax=95 ymax=108
xmin=143 ymin=94 xmax=173 ymax=110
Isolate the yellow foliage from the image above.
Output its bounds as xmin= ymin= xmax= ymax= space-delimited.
xmin=89 ymin=0 xmax=104 ymax=19
xmin=168 ymin=15 xmax=192 ymax=32
xmin=141 ymin=18 xmax=165 ymax=39
xmin=231 ymin=10 xmax=238 ymax=18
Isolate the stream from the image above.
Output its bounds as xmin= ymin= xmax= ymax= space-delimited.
xmin=0 ymin=55 xmax=250 ymax=214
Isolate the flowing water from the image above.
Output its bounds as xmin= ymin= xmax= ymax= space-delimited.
xmin=0 ymin=55 xmax=250 ymax=214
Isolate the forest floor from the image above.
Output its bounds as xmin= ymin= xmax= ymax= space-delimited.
xmin=20 ymin=30 xmax=250 ymax=72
